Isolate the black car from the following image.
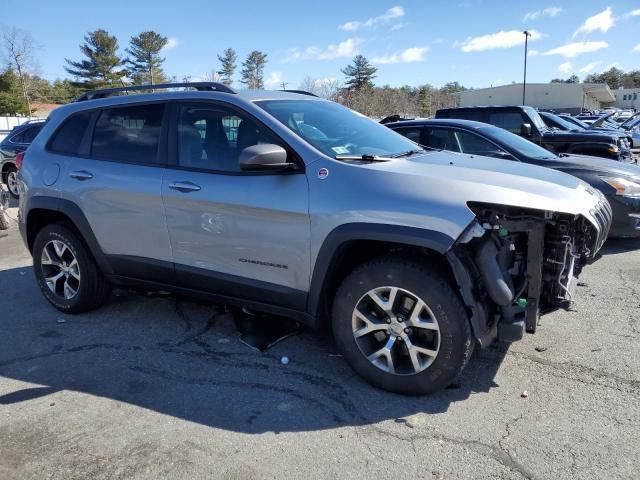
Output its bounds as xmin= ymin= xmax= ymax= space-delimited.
xmin=435 ymin=106 xmax=633 ymax=163
xmin=0 ymin=121 xmax=45 ymax=198
xmin=386 ymin=118 xmax=640 ymax=238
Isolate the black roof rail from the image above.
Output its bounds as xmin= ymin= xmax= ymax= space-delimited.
xmin=282 ymin=89 xmax=318 ymax=97
xmin=75 ymin=82 xmax=237 ymax=102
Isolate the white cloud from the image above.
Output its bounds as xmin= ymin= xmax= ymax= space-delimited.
xmin=634 ymin=43 xmax=640 ymax=53
xmin=390 ymin=23 xmax=404 ymax=31
xmin=372 ymin=46 xmax=429 ymax=64
xmin=558 ymin=62 xmax=573 ymax=73
xmin=579 ymin=61 xmax=601 ymax=73
xmin=458 ymin=30 xmax=542 ymax=52
xmin=624 ymin=8 xmax=640 ymax=18
xmin=281 ymin=38 xmax=362 ymax=62
xmin=523 ymin=7 xmax=562 ymax=22
xmin=339 ymin=5 xmax=405 ymax=31
xmin=528 ymin=49 xmax=540 ymax=56
xmin=264 ymin=72 xmax=284 ymax=89
xmin=162 ymin=37 xmax=178 ymax=51
xmin=602 ymin=62 xmax=620 ymax=70
xmin=573 ymin=7 xmax=615 ymax=37
xmin=542 ymin=41 xmax=609 ymax=58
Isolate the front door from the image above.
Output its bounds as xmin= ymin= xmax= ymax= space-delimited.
xmin=162 ymin=101 xmax=310 ymax=311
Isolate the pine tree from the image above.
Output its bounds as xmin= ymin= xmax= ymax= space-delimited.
xmin=217 ymin=48 xmax=237 ymax=86
xmin=125 ymin=31 xmax=168 ymax=85
xmin=65 ymin=29 xmax=126 ymax=90
xmin=341 ymin=55 xmax=377 ymax=90
xmin=240 ymin=51 xmax=267 ymax=89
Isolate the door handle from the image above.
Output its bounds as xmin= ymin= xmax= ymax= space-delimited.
xmin=169 ymin=181 xmax=201 ymax=193
xmin=69 ymin=170 xmax=93 ymax=181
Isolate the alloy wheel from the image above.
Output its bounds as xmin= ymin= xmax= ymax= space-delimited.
xmin=41 ymin=240 xmax=81 ymax=300
xmin=352 ymin=286 xmax=441 ymax=375
xmin=7 ymin=170 xmax=18 ymax=197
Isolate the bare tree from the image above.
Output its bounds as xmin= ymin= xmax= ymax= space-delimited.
xmin=299 ymin=76 xmax=341 ymax=100
xmin=2 ymin=27 xmax=39 ymax=117
xmin=202 ymin=70 xmax=222 ymax=82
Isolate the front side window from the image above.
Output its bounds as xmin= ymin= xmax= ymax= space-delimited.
xmin=91 ymin=103 xmax=164 ymax=164
xmin=49 ymin=112 xmax=92 ymax=155
xmin=454 ymin=131 xmax=504 ymax=156
xmin=255 ymin=100 xmax=420 ymax=158
xmin=177 ymin=103 xmax=285 ymax=172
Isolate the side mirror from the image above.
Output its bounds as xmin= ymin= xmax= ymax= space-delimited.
xmin=520 ymin=123 xmax=532 ymax=137
xmin=239 ymin=144 xmax=291 ymax=171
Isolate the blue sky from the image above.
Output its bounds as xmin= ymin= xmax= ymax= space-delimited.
xmin=2 ymin=0 xmax=639 ymax=89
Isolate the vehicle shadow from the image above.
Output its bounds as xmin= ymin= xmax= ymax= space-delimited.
xmin=0 ymin=266 xmax=508 ymax=434
xmin=602 ymin=237 xmax=640 ymax=255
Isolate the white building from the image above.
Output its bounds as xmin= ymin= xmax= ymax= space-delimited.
xmin=457 ymin=83 xmax=615 ymax=114
xmin=612 ymin=88 xmax=640 ymax=110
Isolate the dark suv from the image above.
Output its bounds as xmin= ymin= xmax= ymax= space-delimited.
xmin=1 ymin=121 xmax=45 ymax=198
xmin=436 ymin=106 xmax=633 ymax=163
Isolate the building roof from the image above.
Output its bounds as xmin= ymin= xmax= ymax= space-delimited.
xmin=458 ymin=83 xmax=615 ymax=103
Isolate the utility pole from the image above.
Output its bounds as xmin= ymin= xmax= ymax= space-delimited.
xmin=522 ymin=30 xmax=531 ymax=105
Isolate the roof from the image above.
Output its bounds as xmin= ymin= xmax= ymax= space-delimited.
xmin=386 ymin=118 xmax=499 ymax=130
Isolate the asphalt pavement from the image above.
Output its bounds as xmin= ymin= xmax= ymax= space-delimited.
xmin=0 ymin=206 xmax=638 ymax=480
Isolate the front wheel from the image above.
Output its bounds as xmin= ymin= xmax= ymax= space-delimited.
xmin=332 ymin=256 xmax=474 ymax=395
xmin=5 ymin=166 xmax=19 ymax=199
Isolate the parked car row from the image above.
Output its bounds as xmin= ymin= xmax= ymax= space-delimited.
xmin=383 ymin=107 xmax=640 ymax=239
xmin=0 ymin=120 xmax=45 ymax=199
xmin=12 ymin=83 xmax=620 ymax=395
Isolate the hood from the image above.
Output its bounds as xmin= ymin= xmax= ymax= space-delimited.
xmin=368 ymin=150 xmax=601 ymax=218
xmin=537 ymin=154 xmax=640 ymax=179
xmin=542 ymin=129 xmax=623 ymax=143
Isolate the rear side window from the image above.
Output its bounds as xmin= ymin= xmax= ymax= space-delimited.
xmin=423 ymin=127 xmax=460 ymax=152
xmin=488 ymin=112 xmax=525 ymax=135
xmin=49 ymin=113 xmax=92 ymax=155
xmin=393 ymin=127 xmax=423 ymax=144
xmin=91 ymin=104 xmax=164 ymax=164
xmin=21 ymin=125 xmax=43 ymax=143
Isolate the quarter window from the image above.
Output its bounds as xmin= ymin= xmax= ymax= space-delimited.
xmin=49 ymin=112 xmax=92 ymax=155
xmin=177 ymin=103 xmax=284 ymax=172
xmin=91 ymin=104 xmax=164 ymax=164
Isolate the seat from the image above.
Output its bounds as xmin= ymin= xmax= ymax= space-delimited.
xmin=236 ymin=120 xmax=260 ymax=152
xmin=178 ymin=124 xmax=204 ymax=167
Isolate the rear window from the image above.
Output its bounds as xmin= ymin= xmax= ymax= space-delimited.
xmin=436 ymin=110 xmax=485 ymax=122
xmin=49 ymin=112 xmax=92 ymax=155
xmin=91 ymin=104 xmax=164 ymax=164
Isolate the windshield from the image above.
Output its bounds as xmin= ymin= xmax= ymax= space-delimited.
xmin=523 ymin=107 xmax=547 ymax=131
xmin=255 ymin=100 xmax=421 ymax=158
xmin=561 ymin=116 xmax=589 ymax=129
xmin=478 ymin=124 xmax=557 ymax=160
xmin=544 ymin=113 xmax=582 ymax=131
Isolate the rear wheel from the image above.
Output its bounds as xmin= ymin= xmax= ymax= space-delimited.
xmin=332 ymin=256 xmax=473 ymax=395
xmin=33 ymin=224 xmax=111 ymax=313
xmin=5 ymin=166 xmax=19 ymax=199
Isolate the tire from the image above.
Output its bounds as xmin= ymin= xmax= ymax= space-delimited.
xmin=5 ymin=166 xmax=19 ymax=199
xmin=33 ymin=224 xmax=111 ymax=313
xmin=0 ymin=210 xmax=8 ymax=230
xmin=332 ymin=256 xmax=474 ymax=395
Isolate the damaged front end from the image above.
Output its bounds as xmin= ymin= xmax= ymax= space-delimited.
xmin=447 ymin=198 xmax=612 ymax=347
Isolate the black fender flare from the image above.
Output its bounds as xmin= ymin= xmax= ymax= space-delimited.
xmin=306 ymin=223 xmax=455 ymax=322
xmin=25 ymin=196 xmax=113 ymax=275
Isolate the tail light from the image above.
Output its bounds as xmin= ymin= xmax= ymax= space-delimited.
xmin=15 ymin=151 xmax=25 ymax=170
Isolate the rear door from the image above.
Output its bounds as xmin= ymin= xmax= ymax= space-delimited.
xmin=61 ymin=102 xmax=173 ymax=281
xmin=162 ymin=101 xmax=310 ymax=310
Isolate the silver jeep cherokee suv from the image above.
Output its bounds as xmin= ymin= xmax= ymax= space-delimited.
xmin=18 ymin=82 xmax=611 ymax=395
